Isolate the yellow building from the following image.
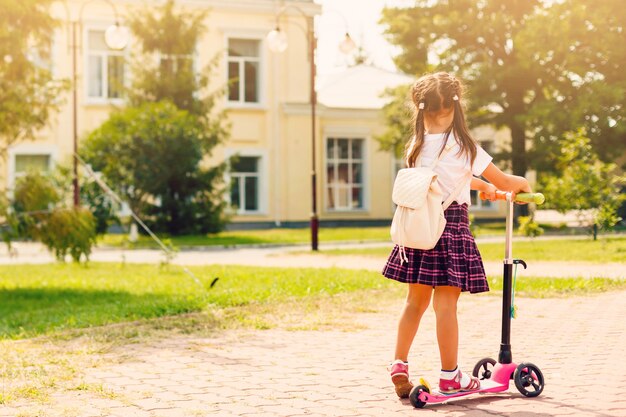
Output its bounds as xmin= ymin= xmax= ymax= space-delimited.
xmin=4 ymin=0 xmax=507 ymax=229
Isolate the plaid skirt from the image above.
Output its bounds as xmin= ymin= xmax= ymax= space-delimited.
xmin=382 ymin=202 xmax=489 ymax=294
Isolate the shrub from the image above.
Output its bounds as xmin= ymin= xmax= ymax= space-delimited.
xmin=518 ymin=216 xmax=544 ymax=238
xmin=39 ymin=208 xmax=97 ymax=262
xmin=12 ymin=171 xmax=60 ymax=239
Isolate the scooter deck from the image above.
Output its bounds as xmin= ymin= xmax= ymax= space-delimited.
xmin=416 ymin=378 xmax=509 ymax=404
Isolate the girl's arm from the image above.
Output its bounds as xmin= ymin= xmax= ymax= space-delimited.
xmin=481 ymin=163 xmax=532 ymax=196
xmin=471 ymin=177 xmax=498 ymax=201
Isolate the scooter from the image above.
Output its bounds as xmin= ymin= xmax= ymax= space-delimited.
xmin=409 ymin=191 xmax=546 ymax=408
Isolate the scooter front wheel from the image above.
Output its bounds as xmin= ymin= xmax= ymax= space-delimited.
xmin=514 ymin=362 xmax=544 ymax=397
xmin=409 ymin=384 xmax=430 ymax=408
xmin=473 ymin=357 xmax=497 ymax=380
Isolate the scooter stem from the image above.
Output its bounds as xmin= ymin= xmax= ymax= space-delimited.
xmin=499 ymin=193 xmax=515 ymax=364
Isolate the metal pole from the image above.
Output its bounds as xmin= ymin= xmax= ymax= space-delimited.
xmin=499 ymin=193 xmax=514 ymax=364
xmin=72 ymin=21 xmax=80 ymax=207
xmin=309 ymin=17 xmax=319 ymax=251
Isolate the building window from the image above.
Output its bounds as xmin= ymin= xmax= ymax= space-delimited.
xmin=227 ymin=38 xmax=260 ymax=104
xmin=230 ymin=156 xmax=260 ymax=213
xmin=326 ymin=138 xmax=364 ymax=211
xmin=87 ymin=29 xmax=125 ymax=100
xmin=15 ymin=154 xmax=51 ymax=177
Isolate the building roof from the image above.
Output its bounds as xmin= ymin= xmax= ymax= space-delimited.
xmin=317 ymin=65 xmax=414 ymax=110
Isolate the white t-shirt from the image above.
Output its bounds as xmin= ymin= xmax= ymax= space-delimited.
xmin=406 ymin=133 xmax=493 ymax=206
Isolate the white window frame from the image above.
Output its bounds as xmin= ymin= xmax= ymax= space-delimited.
xmin=224 ymin=32 xmax=265 ymax=108
xmin=324 ymin=136 xmax=368 ymax=212
xmin=224 ymin=149 xmax=268 ymax=215
xmin=7 ymin=144 xmax=58 ymax=194
xmin=84 ymin=24 xmax=127 ymax=105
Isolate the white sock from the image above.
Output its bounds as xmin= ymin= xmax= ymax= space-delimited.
xmin=459 ymin=371 xmax=471 ymax=387
xmin=440 ymin=366 xmax=458 ymax=380
xmin=392 ymin=359 xmax=408 ymax=365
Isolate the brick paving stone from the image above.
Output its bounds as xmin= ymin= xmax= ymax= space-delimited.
xmin=4 ymin=289 xmax=626 ymax=416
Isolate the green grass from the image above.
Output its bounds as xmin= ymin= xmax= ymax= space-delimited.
xmin=98 ymin=222 xmax=594 ymax=249
xmin=98 ymin=227 xmax=392 ymax=248
xmin=0 ymin=263 xmax=625 ymax=340
xmin=319 ymin=236 xmax=626 ymax=263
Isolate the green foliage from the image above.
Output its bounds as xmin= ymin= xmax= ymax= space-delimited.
xmin=379 ymin=0 xmax=626 ymax=175
xmin=0 ymin=0 xmax=68 ymax=155
xmin=12 ymin=171 xmax=60 ymax=239
xmin=39 ymin=208 xmax=97 ymax=262
xmin=2 ymin=171 xmax=97 ymax=262
xmin=80 ymin=180 xmax=119 ymax=234
xmin=375 ymin=84 xmax=414 ymax=156
xmin=518 ymin=0 xmax=626 ymax=167
xmin=13 ymin=170 xmax=60 ymax=213
xmin=83 ymin=101 xmax=229 ymax=235
xmin=541 ymin=131 xmax=626 ymax=232
xmin=127 ymin=0 xmax=227 ymax=125
xmin=82 ymin=1 xmax=231 ymax=235
xmin=518 ymin=216 xmax=544 ymax=238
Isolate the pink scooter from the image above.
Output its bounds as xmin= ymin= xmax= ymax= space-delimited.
xmin=410 ymin=192 xmax=546 ymax=408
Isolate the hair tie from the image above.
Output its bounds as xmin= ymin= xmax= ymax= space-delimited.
xmin=418 ymin=102 xmax=425 ymax=110
xmin=452 ymin=95 xmax=459 ymax=101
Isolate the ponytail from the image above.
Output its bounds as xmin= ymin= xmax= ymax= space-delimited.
xmin=406 ymin=103 xmax=425 ymax=168
xmin=451 ymin=95 xmax=477 ymax=165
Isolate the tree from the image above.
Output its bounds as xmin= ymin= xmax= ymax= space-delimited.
xmin=518 ymin=0 xmax=626 ymax=170
xmin=0 ymin=0 xmax=68 ymax=157
xmin=127 ymin=0 xmax=226 ymax=126
xmin=541 ymin=130 xmax=626 ymax=239
xmin=379 ymin=0 xmax=626 ymax=175
xmin=83 ymin=101 xmax=229 ymax=235
xmin=83 ymin=0 xmax=230 ymax=235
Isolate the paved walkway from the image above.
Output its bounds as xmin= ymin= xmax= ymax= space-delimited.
xmin=1 ymin=240 xmax=625 ymax=416
xmin=2 ymin=290 xmax=625 ymax=416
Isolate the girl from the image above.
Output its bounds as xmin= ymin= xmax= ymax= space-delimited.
xmin=383 ymin=72 xmax=531 ymax=399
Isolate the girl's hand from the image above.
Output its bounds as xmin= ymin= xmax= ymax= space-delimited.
xmin=511 ymin=177 xmax=532 ymax=203
xmin=481 ymin=183 xmax=499 ymax=201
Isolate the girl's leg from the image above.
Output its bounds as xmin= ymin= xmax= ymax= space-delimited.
xmin=394 ymin=283 xmax=433 ymax=361
xmin=432 ymin=285 xmax=462 ymax=370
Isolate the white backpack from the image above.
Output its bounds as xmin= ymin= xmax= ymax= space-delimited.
xmin=390 ymin=145 xmax=468 ymax=264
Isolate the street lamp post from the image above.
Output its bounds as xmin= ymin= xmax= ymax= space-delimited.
xmin=267 ymin=8 xmax=355 ymax=251
xmin=59 ymin=0 xmax=128 ymax=207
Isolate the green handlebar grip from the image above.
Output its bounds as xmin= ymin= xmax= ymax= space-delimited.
xmin=515 ymin=192 xmax=545 ymax=205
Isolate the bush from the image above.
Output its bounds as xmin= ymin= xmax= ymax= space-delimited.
xmin=542 ymin=131 xmax=626 ymax=237
xmin=12 ymin=171 xmax=61 ymax=239
xmin=80 ymin=179 xmax=119 ymax=234
xmin=39 ymin=208 xmax=97 ymax=262
xmin=518 ymin=216 xmax=544 ymax=238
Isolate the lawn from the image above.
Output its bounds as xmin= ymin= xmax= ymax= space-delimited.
xmin=98 ymin=227 xmax=393 ymax=248
xmin=98 ymin=222 xmax=585 ymax=249
xmin=0 ymin=263 xmax=624 ymax=340
xmin=319 ymin=236 xmax=626 ymax=263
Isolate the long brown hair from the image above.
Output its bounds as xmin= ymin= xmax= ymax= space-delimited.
xmin=405 ymin=72 xmax=477 ymax=168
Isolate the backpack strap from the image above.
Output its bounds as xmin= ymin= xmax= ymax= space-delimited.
xmin=443 ymin=171 xmax=472 ymax=210
xmin=428 ymin=144 xmax=454 ymax=169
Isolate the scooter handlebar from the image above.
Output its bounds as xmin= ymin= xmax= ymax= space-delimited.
xmin=479 ymin=191 xmax=545 ymax=205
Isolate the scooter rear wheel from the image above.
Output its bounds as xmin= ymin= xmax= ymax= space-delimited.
xmin=514 ymin=362 xmax=544 ymax=397
xmin=473 ymin=357 xmax=497 ymax=380
xmin=409 ymin=385 xmax=430 ymax=408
